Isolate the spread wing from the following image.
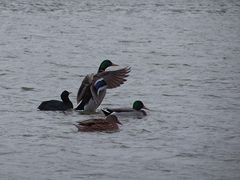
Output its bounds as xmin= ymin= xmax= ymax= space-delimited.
xmin=77 ymin=74 xmax=94 ymax=104
xmin=94 ymin=67 xmax=131 ymax=89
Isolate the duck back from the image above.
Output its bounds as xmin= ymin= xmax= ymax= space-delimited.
xmin=38 ymin=100 xmax=72 ymax=111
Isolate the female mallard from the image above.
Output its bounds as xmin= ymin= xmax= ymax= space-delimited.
xmin=101 ymin=100 xmax=149 ymax=118
xmin=38 ymin=90 xmax=73 ymax=111
xmin=75 ymin=60 xmax=130 ymax=112
xmin=74 ymin=114 xmax=122 ymax=132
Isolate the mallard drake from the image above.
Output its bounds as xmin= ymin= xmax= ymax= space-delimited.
xmin=75 ymin=60 xmax=130 ymax=112
xmin=101 ymin=100 xmax=149 ymax=118
xmin=74 ymin=114 xmax=122 ymax=132
xmin=38 ymin=90 xmax=73 ymax=111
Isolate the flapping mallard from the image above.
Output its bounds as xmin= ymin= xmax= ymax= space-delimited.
xmin=75 ymin=60 xmax=130 ymax=112
xmin=101 ymin=100 xmax=149 ymax=118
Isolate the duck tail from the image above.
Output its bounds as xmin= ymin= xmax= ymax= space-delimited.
xmin=73 ymin=124 xmax=80 ymax=131
xmin=101 ymin=108 xmax=112 ymax=116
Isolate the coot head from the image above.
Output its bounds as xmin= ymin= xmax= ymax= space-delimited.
xmin=61 ymin=90 xmax=71 ymax=102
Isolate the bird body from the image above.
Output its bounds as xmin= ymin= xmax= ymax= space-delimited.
xmin=102 ymin=100 xmax=148 ymax=118
xmin=74 ymin=115 xmax=121 ymax=132
xmin=75 ymin=60 xmax=130 ymax=112
xmin=102 ymin=108 xmax=147 ymax=118
xmin=38 ymin=90 xmax=73 ymax=111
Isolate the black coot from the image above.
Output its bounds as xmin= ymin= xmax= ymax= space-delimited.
xmin=38 ymin=90 xmax=73 ymax=111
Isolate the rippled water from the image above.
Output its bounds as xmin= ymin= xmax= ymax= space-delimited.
xmin=0 ymin=0 xmax=240 ymax=179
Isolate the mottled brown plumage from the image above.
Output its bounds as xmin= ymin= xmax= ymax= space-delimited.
xmin=74 ymin=115 xmax=122 ymax=132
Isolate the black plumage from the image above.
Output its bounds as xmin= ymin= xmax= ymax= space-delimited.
xmin=38 ymin=90 xmax=73 ymax=111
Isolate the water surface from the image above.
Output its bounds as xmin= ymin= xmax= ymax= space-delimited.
xmin=0 ymin=0 xmax=240 ymax=179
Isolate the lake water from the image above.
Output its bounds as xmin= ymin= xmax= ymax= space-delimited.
xmin=0 ymin=0 xmax=240 ymax=179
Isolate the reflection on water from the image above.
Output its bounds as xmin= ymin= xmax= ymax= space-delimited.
xmin=0 ymin=0 xmax=240 ymax=179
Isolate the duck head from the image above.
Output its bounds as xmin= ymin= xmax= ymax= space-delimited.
xmin=106 ymin=114 xmax=122 ymax=125
xmin=133 ymin=100 xmax=149 ymax=111
xmin=98 ymin=60 xmax=118 ymax=73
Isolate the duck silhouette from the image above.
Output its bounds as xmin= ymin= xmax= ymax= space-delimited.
xmin=102 ymin=100 xmax=149 ymax=118
xmin=74 ymin=114 xmax=122 ymax=132
xmin=38 ymin=90 xmax=73 ymax=111
xmin=75 ymin=60 xmax=130 ymax=112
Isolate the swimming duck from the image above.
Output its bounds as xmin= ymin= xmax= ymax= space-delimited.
xmin=101 ymin=100 xmax=149 ymax=118
xmin=38 ymin=90 xmax=73 ymax=111
xmin=75 ymin=60 xmax=130 ymax=112
xmin=74 ymin=114 xmax=122 ymax=132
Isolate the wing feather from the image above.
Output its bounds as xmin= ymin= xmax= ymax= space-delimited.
xmin=94 ymin=67 xmax=131 ymax=89
xmin=77 ymin=74 xmax=94 ymax=104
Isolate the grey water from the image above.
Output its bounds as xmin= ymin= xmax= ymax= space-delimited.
xmin=0 ymin=0 xmax=240 ymax=179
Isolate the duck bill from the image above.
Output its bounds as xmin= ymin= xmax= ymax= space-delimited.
xmin=111 ymin=63 xmax=118 ymax=66
xmin=117 ymin=120 xmax=122 ymax=125
xmin=143 ymin=105 xmax=150 ymax=110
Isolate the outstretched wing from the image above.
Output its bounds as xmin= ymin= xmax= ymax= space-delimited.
xmin=95 ymin=67 xmax=131 ymax=89
xmin=77 ymin=74 xmax=94 ymax=104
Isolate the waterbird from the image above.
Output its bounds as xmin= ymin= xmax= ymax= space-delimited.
xmin=38 ymin=90 xmax=73 ymax=111
xmin=75 ymin=60 xmax=130 ymax=112
xmin=74 ymin=114 xmax=122 ymax=132
xmin=101 ymin=100 xmax=149 ymax=118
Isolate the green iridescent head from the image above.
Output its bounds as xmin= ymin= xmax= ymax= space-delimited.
xmin=98 ymin=60 xmax=118 ymax=72
xmin=133 ymin=100 xmax=145 ymax=110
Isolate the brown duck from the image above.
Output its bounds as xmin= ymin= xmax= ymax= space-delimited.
xmin=74 ymin=114 xmax=122 ymax=132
